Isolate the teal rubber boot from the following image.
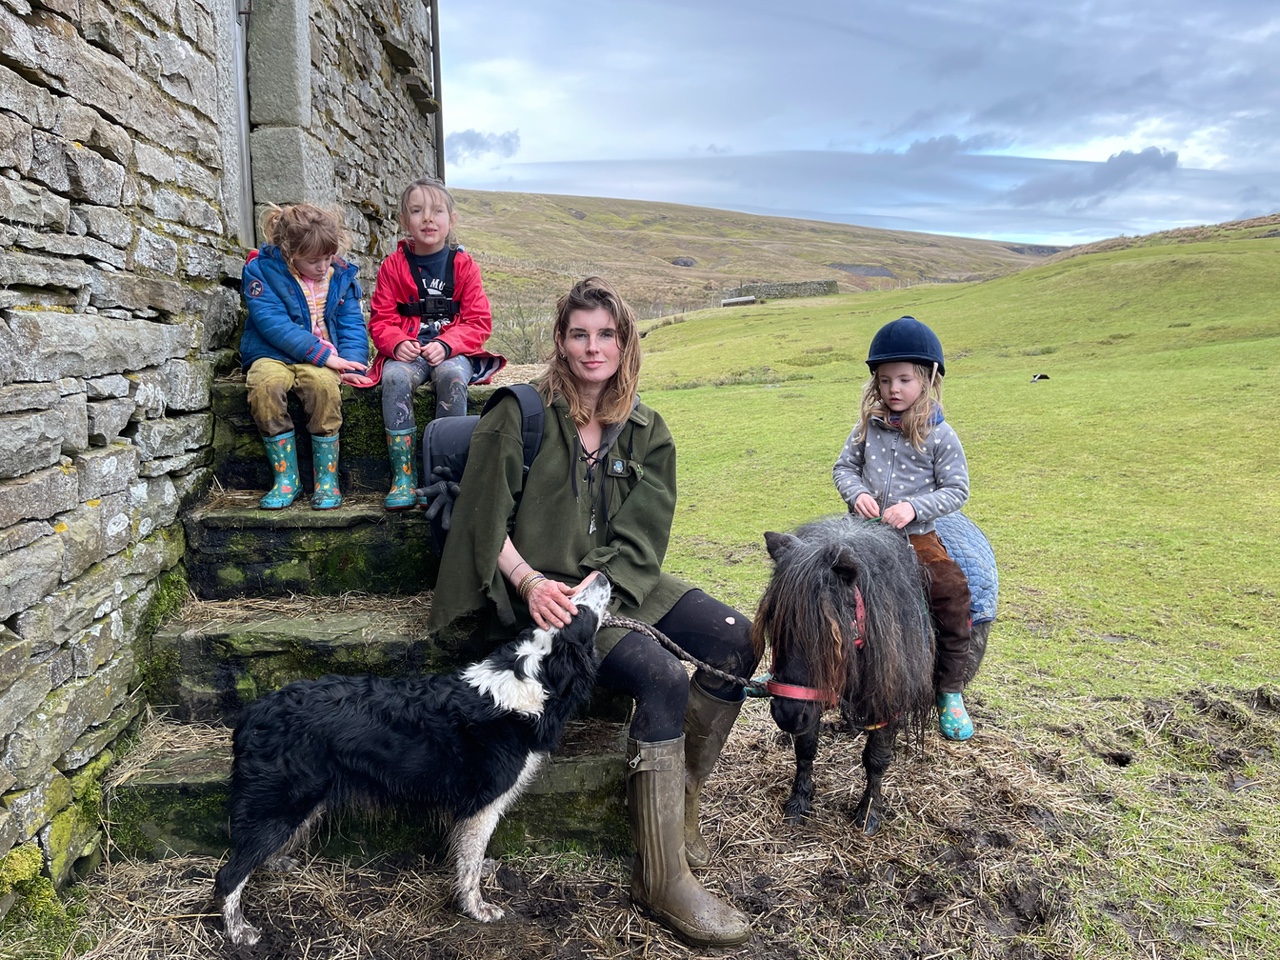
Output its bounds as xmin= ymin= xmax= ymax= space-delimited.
xmin=260 ymin=431 xmax=300 ymax=509
xmin=310 ymin=434 xmax=342 ymax=510
xmin=384 ymin=428 xmax=418 ymax=511
xmin=937 ymin=691 xmax=974 ymax=741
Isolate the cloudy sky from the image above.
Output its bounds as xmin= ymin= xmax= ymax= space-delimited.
xmin=438 ymin=1 xmax=1278 ymax=247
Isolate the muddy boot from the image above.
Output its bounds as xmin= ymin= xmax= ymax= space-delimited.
xmin=682 ymin=681 xmax=744 ymax=868
xmin=384 ymin=428 xmax=418 ymax=510
xmin=310 ymin=434 xmax=342 ymax=510
xmin=627 ymin=737 xmax=751 ymax=947
xmin=259 ymin=431 xmax=300 ymax=509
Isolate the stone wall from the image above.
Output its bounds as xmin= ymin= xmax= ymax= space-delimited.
xmin=0 ymin=0 xmax=440 ymax=905
xmin=723 ymin=280 xmax=839 ymax=300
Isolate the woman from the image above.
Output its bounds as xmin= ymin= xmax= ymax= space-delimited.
xmin=429 ymin=277 xmax=756 ymax=947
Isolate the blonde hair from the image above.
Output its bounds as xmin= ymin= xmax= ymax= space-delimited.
xmin=397 ymin=176 xmax=459 ymax=249
xmin=259 ymin=203 xmax=349 ymax=264
xmin=541 ymin=277 xmax=641 ymax=426
xmin=853 ymin=362 xmax=943 ymax=451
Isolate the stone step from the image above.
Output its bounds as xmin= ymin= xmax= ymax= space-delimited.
xmin=183 ymin=491 xmax=439 ymax=600
xmin=106 ymin=718 xmax=631 ymax=862
xmin=211 ymin=376 xmax=508 ymax=494
xmin=145 ymin=597 xmax=443 ymax=723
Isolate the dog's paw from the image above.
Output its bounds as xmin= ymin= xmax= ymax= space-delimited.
xmin=459 ymin=892 xmax=505 ymax=923
xmin=225 ymin=919 xmax=262 ymax=946
xmin=263 ymin=854 xmax=300 ymax=873
xmin=480 ymin=857 xmax=499 ymax=879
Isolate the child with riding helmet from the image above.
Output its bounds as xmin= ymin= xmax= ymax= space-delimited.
xmin=832 ymin=316 xmax=976 ymax=740
xmin=363 ymin=177 xmax=506 ymax=510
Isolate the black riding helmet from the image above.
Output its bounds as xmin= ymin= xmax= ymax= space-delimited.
xmin=865 ymin=316 xmax=946 ymax=376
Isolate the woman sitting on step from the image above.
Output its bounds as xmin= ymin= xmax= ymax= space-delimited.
xmin=428 ymin=276 xmax=758 ymax=948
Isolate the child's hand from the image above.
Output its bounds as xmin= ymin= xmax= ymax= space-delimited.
xmin=881 ymin=502 xmax=917 ymax=529
xmin=853 ymin=493 xmax=881 ymax=519
xmin=340 ymin=372 xmax=375 ymax=387
xmin=394 ymin=340 xmax=422 ymax=362
xmin=325 ymin=354 xmax=368 ymax=375
xmin=421 ymin=341 xmax=448 ymax=366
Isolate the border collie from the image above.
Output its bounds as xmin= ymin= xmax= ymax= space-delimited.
xmin=214 ymin=576 xmax=611 ymax=946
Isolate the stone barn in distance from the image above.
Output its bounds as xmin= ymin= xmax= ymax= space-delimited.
xmin=0 ymin=0 xmax=445 ymax=913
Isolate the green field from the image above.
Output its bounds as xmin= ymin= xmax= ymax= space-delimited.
xmin=644 ymin=232 xmax=1280 ymax=956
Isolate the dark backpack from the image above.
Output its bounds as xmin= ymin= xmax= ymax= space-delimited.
xmin=418 ymin=383 xmax=545 ymax=555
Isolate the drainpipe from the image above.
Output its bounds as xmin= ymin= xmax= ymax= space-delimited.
xmin=431 ymin=0 xmax=445 ymax=182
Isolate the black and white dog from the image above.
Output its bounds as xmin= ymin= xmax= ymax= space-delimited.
xmin=214 ymin=576 xmax=611 ymax=946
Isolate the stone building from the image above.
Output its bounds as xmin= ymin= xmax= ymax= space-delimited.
xmin=0 ymin=0 xmax=443 ymax=907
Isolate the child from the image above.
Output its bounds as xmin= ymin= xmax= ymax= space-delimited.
xmin=832 ymin=316 xmax=976 ymax=740
xmin=240 ymin=203 xmax=369 ymax=510
xmin=364 ymin=177 xmax=506 ymax=510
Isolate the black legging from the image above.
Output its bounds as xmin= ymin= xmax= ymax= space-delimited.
xmin=595 ymin=589 xmax=759 ymax=742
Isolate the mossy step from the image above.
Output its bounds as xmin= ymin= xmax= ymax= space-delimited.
xmin=144 ymin=599 xmax=444 ymax=723
xmin=183 ymin=492 xmax=439 ymax=600
xmin=106 ymin=720 xmax=631 ymax=862
xmin=211 ymin=376 xmax=509 ymax=493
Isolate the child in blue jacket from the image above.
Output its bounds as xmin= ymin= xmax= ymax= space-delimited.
xmin=240 ymin=203 xmax=369 ymax=509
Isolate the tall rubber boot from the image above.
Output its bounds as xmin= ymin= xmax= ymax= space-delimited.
xmin=627 ymin=737 xmax=751 ymax=947
xmin=259 ymin=431 xmax=300 ymax=510
xmin=384 ymin=428 xmax=418 ymax=510
xmin=682 ymin=680 xmax=744 ymax=868
xmin=310 ymin=434 xmax=342 ymax=510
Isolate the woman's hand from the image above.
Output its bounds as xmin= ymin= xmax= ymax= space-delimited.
xmin=394 ymin=340 xmax=422 ymax=362
xmin=853 ymin=493 xmax=880 ymax=519
xmin=526 ymin=576 xmax=579 ymax=630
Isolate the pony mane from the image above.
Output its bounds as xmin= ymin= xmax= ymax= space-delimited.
xmin=754 ymin=516 xmax=936 ymax=728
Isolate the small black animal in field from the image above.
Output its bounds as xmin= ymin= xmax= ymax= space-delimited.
xmin=214 ymin=575 xmax=611 ymax=946
xmin=752 ymin=516 xmax=936 ymax=834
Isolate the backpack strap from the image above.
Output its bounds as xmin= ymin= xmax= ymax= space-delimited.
xmin=480 ymin=383 xmax=545 ymax=475
xmin=396 ymin=247 xmax=462 ymax=323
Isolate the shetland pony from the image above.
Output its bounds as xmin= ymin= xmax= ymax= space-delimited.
xmin=214 ymin=576 xmax=611 ymax=946
xmin=752 ymin=516 xmax=935 ymax=834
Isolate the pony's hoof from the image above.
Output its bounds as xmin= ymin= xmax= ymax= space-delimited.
xmin=783 ymin=798 xmax=812 ymax=824
xmin=853 ymin=800 xmax=882 ymax=836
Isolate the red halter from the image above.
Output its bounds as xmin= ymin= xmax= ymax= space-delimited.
xmin=765 ymin=588 xmax=865 ymax=709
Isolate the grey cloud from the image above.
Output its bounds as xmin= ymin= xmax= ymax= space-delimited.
xmin=446 ymin=129 xmax=521 ymax=165
xmin=1007 ymin=147 xmax=1178 ymax=207
xmin=903 ymin=134 xmax=1004 ymax=163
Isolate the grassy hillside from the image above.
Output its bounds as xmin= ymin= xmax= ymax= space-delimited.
xmin=643 ymin=228 xmax=1279 ymax=957
xmin=452 ymin=190 xmax=1059 ymax=318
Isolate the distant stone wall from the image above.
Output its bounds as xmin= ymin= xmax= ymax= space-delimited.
xmin=0 ymin=0 xmax=440 ymax=902
xmin=722 ymin=280 xmax=839 ymax=300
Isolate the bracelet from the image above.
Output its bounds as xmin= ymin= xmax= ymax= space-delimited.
xmin=510 ymin=560 xmax=530 ymax=581
xmin=517 ymin=572 xmax=546 ymax=601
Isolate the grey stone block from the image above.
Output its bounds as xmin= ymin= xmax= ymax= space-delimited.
xmin=75 ymin=444 xmax=140 ymax=500
xmin=0 ymin=661 xmax=53 ymax=742
xmin=3 ymin=310 xmax=193 ymax=382
xmin=0 ymin=177 xmax=71 ymax=230
xmin=0 ymin=383 xmax=59 ymax=415
xmin=250 ymin=126 xmax=335 ymax=206
xmin=0 ymin=462 xmax=80 ymax=528
xmin=0 ymin=520 xmax=52 ymax=555
xmin=127 ymin=412 xmax=213 ymax=460
xmin=75 ymin=205 xmax=135 ymax=249
xmin=87 ymin=398 xmax=137 ymax=444
xmin=247 ymin=0 xmax=310 ymax=127
xmin=0 ymin=408 xmax=66 ymax=479
xmin=53 ymin=392 xmax=89 ymax=455
xmin=132 ymin=227 xmax=180 ymax=274
xmin=85 ymin=375 xmax=131 ymax=399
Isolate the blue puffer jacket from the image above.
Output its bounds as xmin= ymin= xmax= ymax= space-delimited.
xmin=239 ymin=245 xmax=369 ymax=371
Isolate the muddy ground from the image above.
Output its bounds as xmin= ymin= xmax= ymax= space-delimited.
xmin=48 ymin=684 xmax=1280 ymax=959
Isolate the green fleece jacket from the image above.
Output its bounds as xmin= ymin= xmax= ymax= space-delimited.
xmin=427 ymin=390 xmax=691 ymax=654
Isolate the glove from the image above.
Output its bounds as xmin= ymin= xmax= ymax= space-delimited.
xmin=418 ymin=466 xmax=461 ymax=526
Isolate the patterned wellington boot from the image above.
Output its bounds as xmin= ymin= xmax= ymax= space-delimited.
xmin=937 ymin=691 xmax=975 ymax=741
xmin=384 ymin=428 xmax=418 ymax=511
xmin=310 ymin=434 xmax=342 ymax=510
xmin=259 ymin=431 xmax=300 ymax=509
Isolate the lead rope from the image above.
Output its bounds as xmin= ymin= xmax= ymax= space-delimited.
xmin=601 ymin=614 xmax=767 ymax=696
